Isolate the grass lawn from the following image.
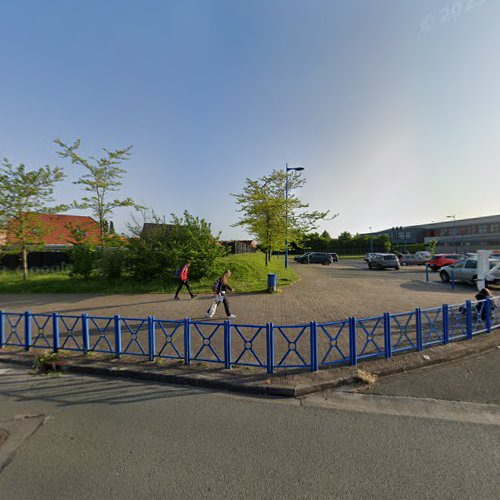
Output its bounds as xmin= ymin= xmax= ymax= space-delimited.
xmin=0 ymin=252 xmax=299 ymax=294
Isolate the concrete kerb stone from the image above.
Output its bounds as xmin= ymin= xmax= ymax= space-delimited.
xmin=0 ymin=329 xmax=499 ymax=398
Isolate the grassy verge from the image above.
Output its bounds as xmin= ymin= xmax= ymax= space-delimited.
xmin=0 ymin=252 xmax=299 ymax=294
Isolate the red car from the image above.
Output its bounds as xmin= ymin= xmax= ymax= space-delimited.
xmin=427 ymin=253 xmax=462 ymax=271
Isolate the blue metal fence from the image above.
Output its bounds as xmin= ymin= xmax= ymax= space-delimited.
xmin=1 ymin=296 xmax=499 ymax=373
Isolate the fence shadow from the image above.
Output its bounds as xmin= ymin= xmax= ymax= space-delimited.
xmin=0 ymin=371 xmax=203 ymax=407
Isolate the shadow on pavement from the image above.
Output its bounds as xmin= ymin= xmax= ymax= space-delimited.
xmin=0 ymin=371 xmax=203 ymax=407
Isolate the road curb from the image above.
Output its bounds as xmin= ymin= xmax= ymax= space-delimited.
xmin=0 ymin=330 xmax=498 ymax=397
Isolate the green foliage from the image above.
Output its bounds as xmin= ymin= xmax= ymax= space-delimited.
xmin=33 ymin=352 xmax=59 ymax=373
xmin=0 ymin=159 xmax=67 ymax=280
xmin=70 ymin=244 xmax=96 ymax=279
xmin=99 ymin=247 xmax=126 ymax=281
xmin=0 ymin=252 xmax=299 ymax=294
xmin=232 ymin=169 xmax=330 ymax=265
xmin=55 ymin=138 xmax=140 ymax=246
xmin=127 ymin=210 xmax=226 ymax=281
xmin=301 ymin=232 xmax=393 ymax=255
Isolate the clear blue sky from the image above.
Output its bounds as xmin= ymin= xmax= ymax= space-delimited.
xmin=1 ymin=0 xmax=499 ymax=239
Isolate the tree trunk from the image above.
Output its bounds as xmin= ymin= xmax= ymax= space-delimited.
xmin=265 ymin=250 xmax=268 ymax=266
xmin=22 ymin=246 xmax=28 ymax=281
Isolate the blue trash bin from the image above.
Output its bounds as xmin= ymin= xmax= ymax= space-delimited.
xmin=267 ymin=273 xmax=278 ymax=292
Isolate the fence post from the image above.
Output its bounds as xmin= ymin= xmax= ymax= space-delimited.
xmin=442 ymin=304 xmax=449 ymax=344
xmin=349 ymin=317 xmax=357 ymax=366
xmin=465 ymin=300 xmax=473 ymax=339
xmin=0 ymin=311 xmax=4 ymax=348
xmin=383 ymin=313 xmax=392 ymax=358
xmin=425 ymin=263 xmax=429 ymax=283
xmin=310 ymin=321 xmax=318 ymax=372
xmin=266 ymin=322 xmax=274 ymax=374
xmin=183 ymin=318 xmax=191 ymax=366
xmin=415 ymin=308 xmax=423 ymax=351
xmin=485 ymin=300 xmax=492 ymax=333
xmin=52 ymin=313 xmax=59 ymax=353
xmin=224 ymin=320 xmax=231 ymax=369
xmin=148 ymin=316 xmax=156 ymax=362
xmin=82 ymin=313 xmax=90 ymax=353
xmin=24 ymin=311 xmax=32 ymax=351
xmin=114 ymin=314 xmax=121 ymax=359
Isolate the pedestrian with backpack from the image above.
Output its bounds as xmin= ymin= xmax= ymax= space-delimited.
xmin=173 ymin=261 xmax=197 ymax=300
xmin=206 ymin=270 xmax=236 ymax=318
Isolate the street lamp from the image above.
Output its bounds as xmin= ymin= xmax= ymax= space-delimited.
xmin=446 ymin=215 xmax=457 ymax=253
xmin=285 ymin=163 xmax=305 ymax=269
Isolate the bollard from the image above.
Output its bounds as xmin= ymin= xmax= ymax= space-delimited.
xmin=425 ymin=263 xmax=429 ymax=283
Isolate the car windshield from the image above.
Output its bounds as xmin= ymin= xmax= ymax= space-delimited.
xmin=384 ymin=255 xmax=396 ymax=260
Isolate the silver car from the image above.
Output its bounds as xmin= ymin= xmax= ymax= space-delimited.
xmin=440 ymin=259 xmax=500 ymax=286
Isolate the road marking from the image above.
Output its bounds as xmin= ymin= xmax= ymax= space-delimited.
xmin=299 ymin=391 xmax=500 ymax=426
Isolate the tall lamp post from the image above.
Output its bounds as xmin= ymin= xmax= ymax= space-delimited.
xmin=446 ymin=215 xmax=457 ymax=253
xmin=285 ymin=163 xmax=305 ymax=269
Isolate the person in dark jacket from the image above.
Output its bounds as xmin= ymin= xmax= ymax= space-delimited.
xmin=173 ymin=261 xmax=196 ymax=300
xmin=475 ymin=287 xmax=495 ymax=321
xmin=206 ymin=270 xmax=236 ymax=318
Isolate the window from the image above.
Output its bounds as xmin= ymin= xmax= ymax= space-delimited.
xmin=491 ymin=224 xmax=499 ymax=233
xmin=465 ymin=260 xmax=477 ymax=269
xmin=478 ymin=225 xmax=487 ymax=234
xmin=453 ymin=261 xmax=465 ymax=269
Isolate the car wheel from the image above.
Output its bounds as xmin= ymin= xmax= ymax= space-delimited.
xmin=395 ymin=266 xmax=400 ymax=270
xmin=368 ymin=263 xmax=372 ymax=269
xmin=430 ymin=266 xmax=438 ymax=272
xmin=440 ymin=271 xmax=450 ymax=283
xmin=401 ymin=261 xmax=408 ymax=266
xmin=471 ymin=275 xmax=478 ymax=285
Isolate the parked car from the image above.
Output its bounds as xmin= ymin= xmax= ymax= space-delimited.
xmin=367 ymin=253 xmax=400 ymax=270
xmin=400 ymin=253 xmax=430 ymax=266
xmin=294 ymin=253 xmax=311 ymax=263
xmin=440 ymin=259 xmax=500 ymax=286
xmin=427 ymin=253 xmax=462 ymax=271
xmin=363 ymin=253 xmax=378 ymax=262
xmin=295 ymin=252 xmax=333 ymax=265
xmin=328 ymin=252 xmax=339 ymax=262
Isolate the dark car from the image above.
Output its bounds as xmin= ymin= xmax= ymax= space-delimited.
xmin=367 ymin=253 xmax=400 ymax=270
xmin=295 ymin=252 xmax=333 ymax=265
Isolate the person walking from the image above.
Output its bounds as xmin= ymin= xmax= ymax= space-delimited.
xmin=206 ymin=270 xmax=236 ymax=318
xmin=173 ymin=261 xmax=197 ymax=300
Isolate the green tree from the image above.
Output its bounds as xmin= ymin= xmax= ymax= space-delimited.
xmin=127 ymin=210 xmax=225 ymax=280
xmin=0 ymin=159 xmax=67 ymax=280
xmin=55 ymin=138 xmax=139 ymax=247
xmin=232 ymin=169 xmax=329 ymax=265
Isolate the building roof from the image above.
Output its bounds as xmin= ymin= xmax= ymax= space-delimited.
xmin=367 ymin=214 xmax=500 ymax=235
xmin=5 ymin=214 xmax=101 ymax=245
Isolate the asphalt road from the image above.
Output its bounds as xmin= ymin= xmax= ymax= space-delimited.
xmin=360 ymin=348 xmax=500 ymax=405
xmin=1 ymin=364 xmax=499 ymax=499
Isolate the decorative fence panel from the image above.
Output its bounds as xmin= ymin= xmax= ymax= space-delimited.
xmin=1 ymin=295 xmax=499 ymax=373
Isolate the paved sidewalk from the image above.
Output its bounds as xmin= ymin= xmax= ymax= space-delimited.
xmin=0 ymin=261 xmax=474 ymax=324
